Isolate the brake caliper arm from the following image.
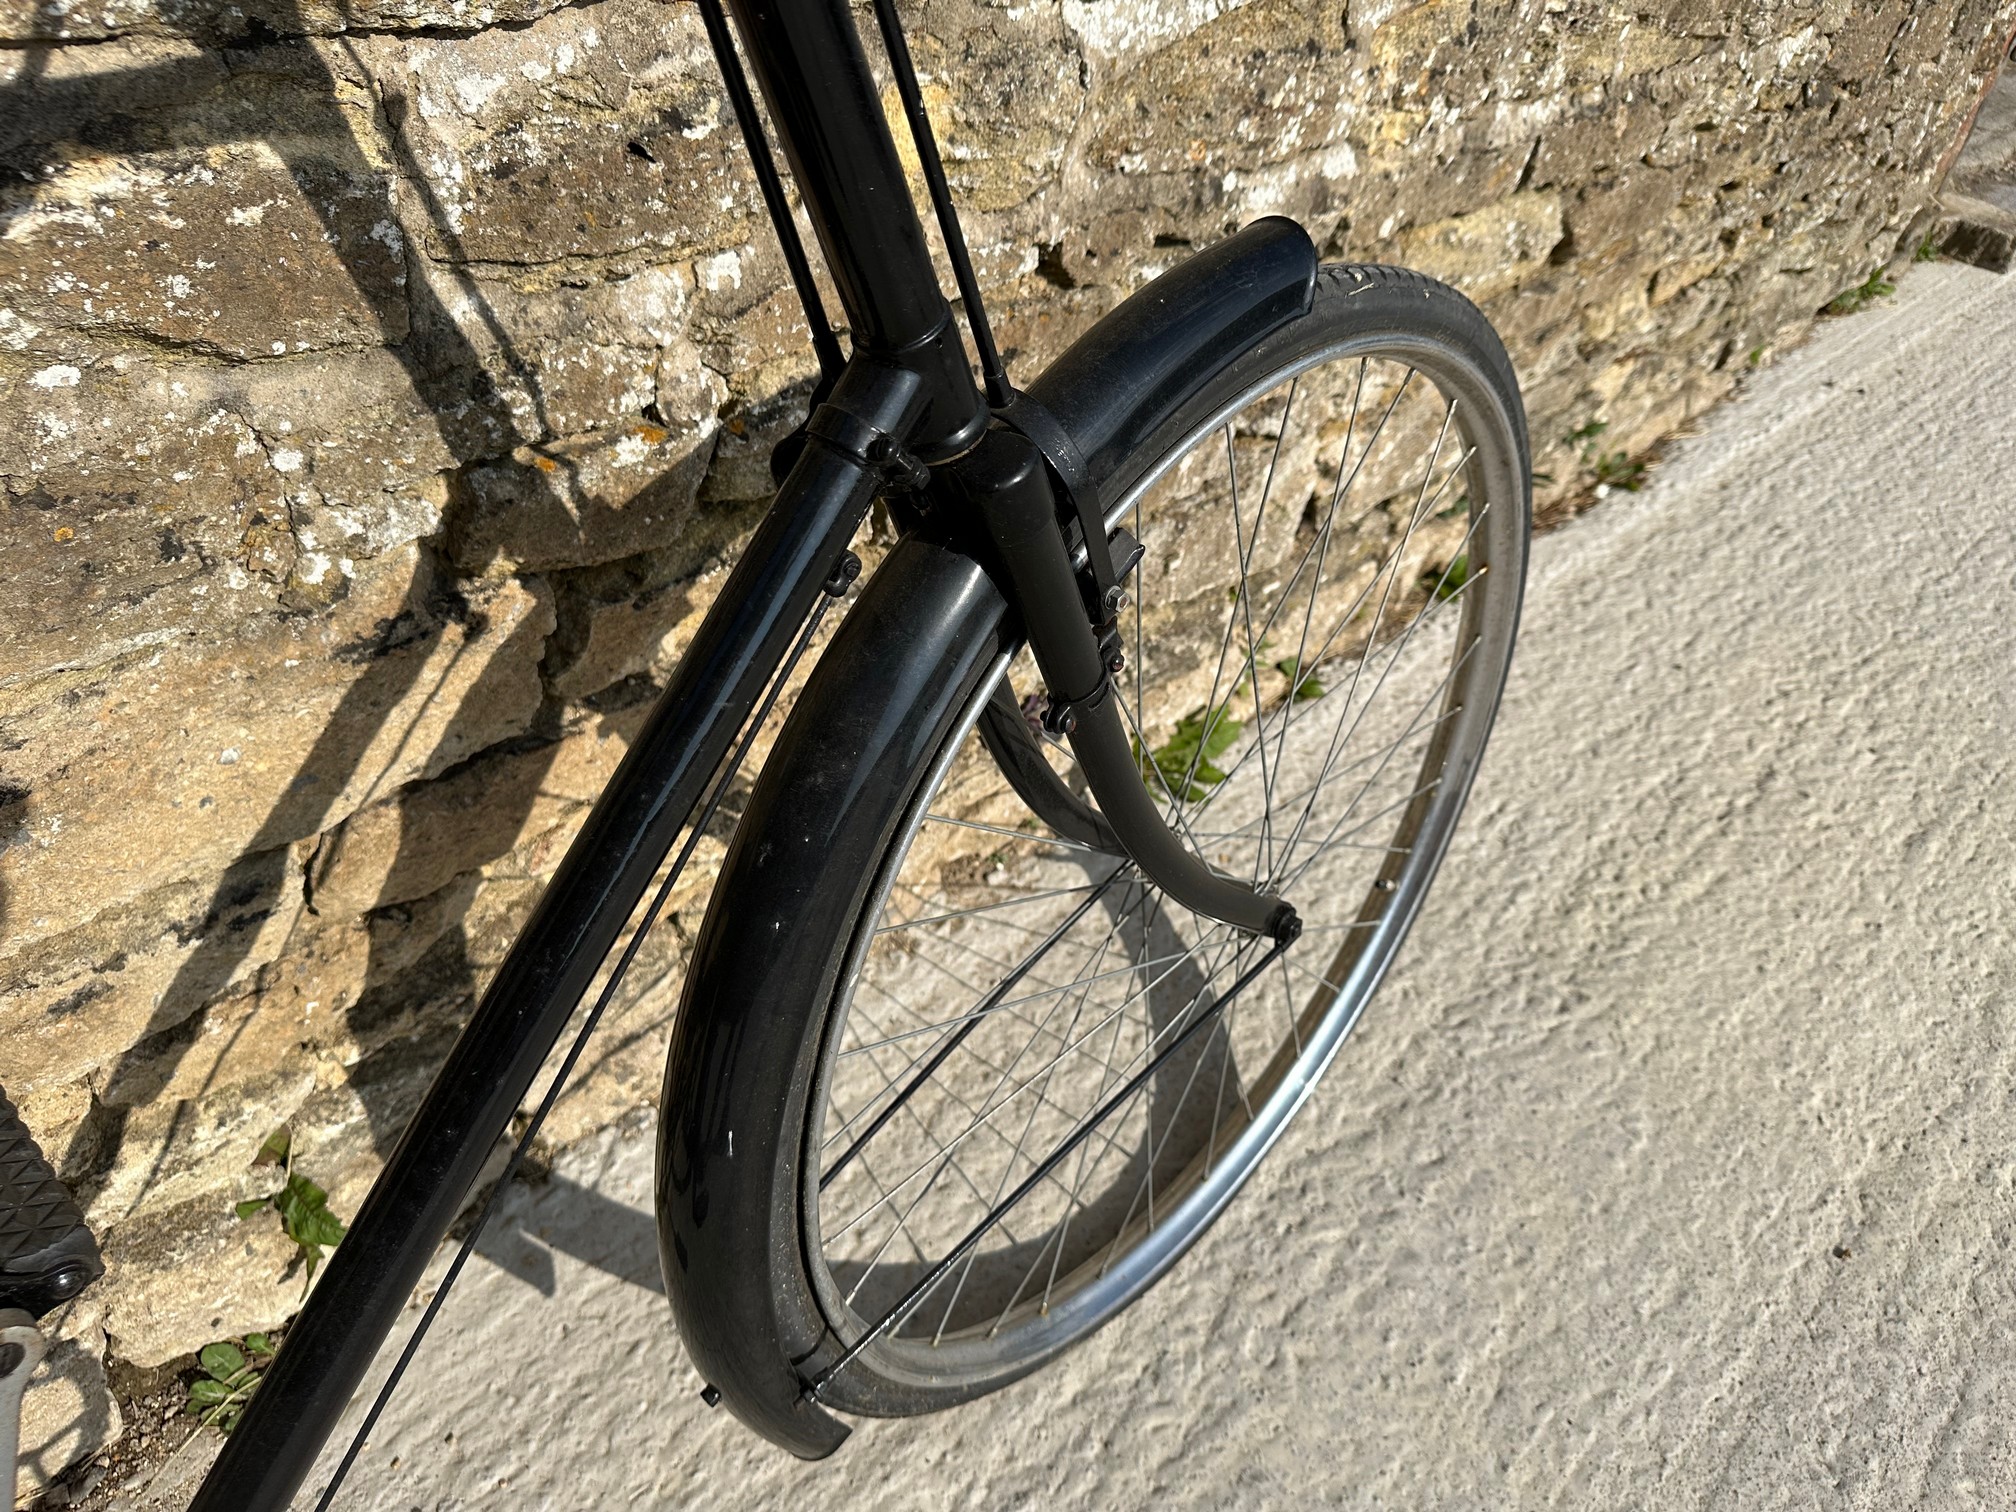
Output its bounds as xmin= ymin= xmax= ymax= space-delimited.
xmin=955 ymin=425 xmax=1299 ymax=942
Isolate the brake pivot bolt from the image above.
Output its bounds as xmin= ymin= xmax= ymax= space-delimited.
xmin=822 ymin=551 xmax=863 ymax=597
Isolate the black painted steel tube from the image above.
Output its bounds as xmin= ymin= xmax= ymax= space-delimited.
xmin=1071 ymin=701 xmax=1298 ymax=940
xmin=694 ymin=0 xmax=846 ymax=383
xmin=976 ymin=683 xmax=1121 ymax=852
xmin=190 ymin=359 xmax=918 ymax=1512
xmin=722 ymin=0 xmax=987 ymax=460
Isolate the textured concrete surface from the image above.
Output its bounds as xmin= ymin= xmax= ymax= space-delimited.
xmin=269 ymin=258 xmax=2015 ymax=1510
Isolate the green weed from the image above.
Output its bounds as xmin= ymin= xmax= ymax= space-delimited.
xmin=1825 ymin=267 xmax=1896 ymax=316
xmin=184 ymin=1333 xmax=275 ymax=1434
xmin=1570 ymin=419 xmax=1647 ymax=492
xmin=234 ymin=1126 xmax=347 ymax=1295
xmin=1136 ymin=701 xmax=1244 ymax=802
xmin=1273 ymin=657 xmax=1325 ymax=702
xmin=1591 ymin=451 xmax=1648 ymax=491
xmin=1429 ymin=555 xmax=1470 ymax=600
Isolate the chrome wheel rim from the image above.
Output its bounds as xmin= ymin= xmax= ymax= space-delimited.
xmin=801 ymin=335 xmax=1526 ymax=1392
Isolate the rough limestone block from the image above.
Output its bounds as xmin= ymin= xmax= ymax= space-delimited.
xmin=0 ymin=853 xmax=306 ymax=1098
xmin=1393 ymin=192 xmax=1567 ymax=302
xmin=97 ymin=1188 xmax=326 ymax=1368
xmin=0 ymin=546 xmax=553 ymax=959
xmin=1085 ymin=1 xmax=1351 ymax=178
xmin=0 ymin=39 xmax=407 ymax=362
xmin=13 ymin=1323 xmax=121 ymax=1507
xmin=306 ymin=699 xmax=648 ymax=919
xmin=355 ymin=2 xmax=754 ymax=278
xmin=0 ymin=350 xmax=461 ymax=685
xmin=0 ymin=0 xmax=571 ymax=44
xmin=403 ymin=261 xmax=706 ymax=445
xmin=80 ymin=1057 xmax=322 ymax=1228
xmin=448 ymin=423 xmax=720 ymax=572
xmin=897 ymin=0 xmax=1086 ymax=212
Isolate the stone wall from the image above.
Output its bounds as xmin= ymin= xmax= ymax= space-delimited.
xmin=2 ymin=0 xmax=2008 ymax=1491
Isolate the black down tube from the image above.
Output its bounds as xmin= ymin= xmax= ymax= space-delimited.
xmin=191 ymin=360 xmax=920 ymax=1512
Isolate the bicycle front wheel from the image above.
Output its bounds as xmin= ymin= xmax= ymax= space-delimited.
xmin=658 ymin=263 xmax=1530 ymax=1438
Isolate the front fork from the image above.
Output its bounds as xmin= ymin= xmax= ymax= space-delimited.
xmin=949 ymin=427 xmax=1300 ymax=942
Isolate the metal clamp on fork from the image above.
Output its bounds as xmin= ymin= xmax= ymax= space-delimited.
xmin=994 ymin=390 xmax=1142 ymax=659
xmin=954 ymin=424 xmax=1301 ymax=943
xmin=803 ymin=399 xmax=932 ymax=494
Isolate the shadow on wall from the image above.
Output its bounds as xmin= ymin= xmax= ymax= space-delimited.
xmin=0 ymin=12 xmax=596 ymax=1212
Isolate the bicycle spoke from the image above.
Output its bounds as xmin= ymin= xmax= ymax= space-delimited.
xmin=822 ymin=877 xmax=1139 ymax=1179
xmin=835 ymin=947 xmax=1212 ymax=1061
xmin=1025 ymin=922 xmax=1254 ymax=1317
xmin=931 ymin=923 xmax=1123 ymax=1342
xmin=922 ymin=814 xmax=1103 ymax=851
xmin=879 ymin=881 xmax=1105 ymax=935
xmin=1178 ymin=475 xmax=1478 ymax=838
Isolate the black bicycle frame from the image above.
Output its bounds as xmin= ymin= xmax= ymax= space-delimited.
xmin=193 ymin=1 xmax=1305 ymax=1502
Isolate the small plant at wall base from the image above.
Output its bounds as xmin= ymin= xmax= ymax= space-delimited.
xmin=1274 ymin=657 xmax=1325 ymax=702
xmin=184 ymin=1333 xmax=276 ymax=1433
xmin=1826 ymin=267 xmax=1896 ymax=315
xmin=234 ymin=1126 xmax=348 ymax=1296
xmin=1137 ymin=701 xmax=1245 ymax=803
xmin=1428 ymin=555 xmax=1471 ymax=601
xmin=1592 ymin=452 xmax=1648 ymax=491
xmin=1569 ymin=420 xmax=1648 ymax=494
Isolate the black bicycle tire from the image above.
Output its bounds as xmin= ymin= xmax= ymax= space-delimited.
xmin=656 ymin=263 xmax=1530 ymax=1446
